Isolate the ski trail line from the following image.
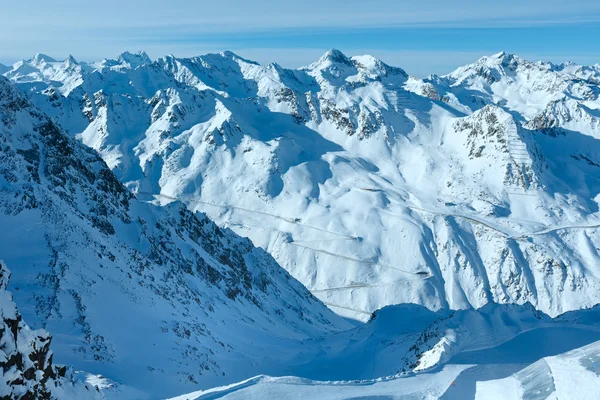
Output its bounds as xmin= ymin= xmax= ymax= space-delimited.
xmin=512 ymin=223 xmax=600 ymax=239
xmin=288 ymin=242 xmax=429 ymax=277
xmin=358 ymin=183 xmax=600 ymax=239
xmin=291 ymin=237 xmax=358 ymax=244
xmin=404 ymin=205 xmax=512 ymax=238
xmin=310 ymin=281 xmax=411 ymax=293
xmin=358 ymin=187 xmax=514 ymax=238
xmin=138 ymin=192 xmax=354 ymax=238
xmin=319 ymin=301 xmax=373 ymax=316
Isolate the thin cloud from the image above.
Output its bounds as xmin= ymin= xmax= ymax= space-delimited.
xmin=3 ymin=0 xmax=600 ymax=31
xmin=1 ymin=0 xmax=599 ymax=71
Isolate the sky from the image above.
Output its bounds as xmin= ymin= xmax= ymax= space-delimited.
xmin=1 ymin=0 xmax=599 ymax=76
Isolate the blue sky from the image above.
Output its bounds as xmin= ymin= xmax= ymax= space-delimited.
xmin=2 ymin=0 xmax=599 ymax=76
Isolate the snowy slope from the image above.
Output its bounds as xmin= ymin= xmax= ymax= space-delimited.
xmin=476 ymin=339 xmax=600 ymax=400
xmin=0 ymin=76 xmax=350 ymax=399
xmin=4 ymin=51 xmax=600 ymax=321
xmin=171 ymin=304 xmax=600 ymax=400
xmin=279 ymin=302 xmax=600 ymax=382
xmin=171 ymin=339 xmax=600 ymax=400
xmin=0 ymin=260 xmax=100 ymax=399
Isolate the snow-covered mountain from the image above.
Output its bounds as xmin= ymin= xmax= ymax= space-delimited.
xmin=424 ymin=52 xmax=600 ymax=120
xmin=4 ymin=50 xmax=600 ymax=323
xmin=0 ymin=76 xmax=350 ymax=399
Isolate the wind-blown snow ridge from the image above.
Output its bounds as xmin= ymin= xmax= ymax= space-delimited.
xmin=3 ymin=50 xmax=600 ymax=322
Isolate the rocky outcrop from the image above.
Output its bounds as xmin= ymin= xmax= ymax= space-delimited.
xmin=0 ymin=261 xmax=99 ymax=399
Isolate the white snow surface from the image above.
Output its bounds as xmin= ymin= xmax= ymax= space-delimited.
xmin=171 ymin=304 xmax=600 ymax=400
xmin=5 ymin=50 xmax=600 ymax=322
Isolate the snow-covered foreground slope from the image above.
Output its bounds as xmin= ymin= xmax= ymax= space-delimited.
xmin=276 ymin=303 xmax=600 ymax=383
xmin=169 ymin=371 xmax=469 ymax=400
xmin=173 ymin=341 xmax=600 ymax=400
xmin=0 ymin=76 xmax=350 ymax=399
xmin=172 ymin=305 xmax=600 ymax=400
xmin=5 ymin=50 xmax=600 ymax=322
xmin=477 ymin=339 xmax=600 ymax=400
xmin=0 ymin=260 xmax=100 ymax=399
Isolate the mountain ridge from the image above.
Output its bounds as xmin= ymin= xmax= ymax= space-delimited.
xmin=3 ymin=50 xmax=600 ymax=323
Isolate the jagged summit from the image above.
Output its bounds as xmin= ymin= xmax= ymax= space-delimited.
xmin=479 ymin=51 xmax=524 ymax=65
xmin=445 ymin=51 xmax=597 ymax=85
xmin=352 ymin=54 xmax=408 ymax=79
xmin=218 ymin=50 xmax=260 ymax=65
xmin=306 ymin=49 xmax=354 ymax=70
xmin=64 ymin=54 xmax=78 ymax=65
xmin=445 ymin=51 xmax=527 ymax=82
xmin=489 ymin=50 xmax=520 ymax=61
xmin=302 ymin=49 xmax=409 ymax=86
xmin=29 ymin=52 xmax=57 ymax=64
xmin=322 ymin=48 xmax=352 ymax=63
xmin=117 ymin=50 xmax=152 ymax=67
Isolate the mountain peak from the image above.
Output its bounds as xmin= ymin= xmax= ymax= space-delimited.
xmin=65 ymin=54 xmax=78 ymax=65
xmin=447 ymin=51 xmax=529 ymax=81
xmin=220 ymin=50 xmax=241 ymax=58
xmin=30 ymin=53 xmax=56 ymax=64
xmin=352 ymin=54 xmax=408 ymax=79
xmin=324 ymin=48 xmax=348 ymax=58
xmin=486 ymin=51 xmax=523 ymax=66
xmin=218 ymin=50 xmax=260 ymax=65
xmin=491 ymin=50 xmax=511 ymax=59
xmin=319 ymin=49 xmax=352 ymax=64
xmin=117 ymin=50 xmax=151 ymax=67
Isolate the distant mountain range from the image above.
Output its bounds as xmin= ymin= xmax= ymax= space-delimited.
xmin=2 ymin=49 xmax=600 ymax=399
xmin=5 ymin=49 xmax=599 ymax=320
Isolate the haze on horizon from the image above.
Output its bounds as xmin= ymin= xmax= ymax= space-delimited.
xmin=1 ymin=0 xmax=599 ymax=76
